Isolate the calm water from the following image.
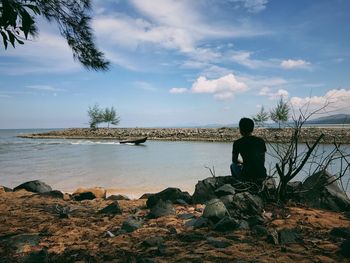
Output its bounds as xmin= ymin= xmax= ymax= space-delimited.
xmin=0 ymin=129 xmax=349 ymax=198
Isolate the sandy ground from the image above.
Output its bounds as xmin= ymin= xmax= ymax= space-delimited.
xmin=1 ymin=190 xmax=350 ymax=263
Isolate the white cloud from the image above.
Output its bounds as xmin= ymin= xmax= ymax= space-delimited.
xmin=169 ymin=88 xmax=188 ymax=94
xmin=281 ymin=59 xmax=311 ymax=69
xmin=259 ymin=87 xmax=289 ymax=99
xmin=191 ymin=74 xmax=248 ymax=100
xmin=229 ymin=0 xmax=268 ymax=13
xmin=134 ymin=81 xmax=157 ymax=92
xmin=290 ymin=89 xmax=350 ymax=113
xmin=26 ymin=85 xmax=63 ymax=92
xmin=231 ymin=50 xmax=275 ymax=69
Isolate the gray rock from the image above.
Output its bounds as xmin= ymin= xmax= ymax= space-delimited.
xmin=142 ymin=236 xmax=164 ymax=247
xmin=5 ymin=233 xmax=41 ymax=253
xmin=220 ymin=194 xmax=234 ymax=207
xmin=40 ymin=190 xmax=64 ymax=199
xmin=302 ymin=170 xmax=350 ymax=211
xmin=174 ymin=199 xmax=189 ymax=205
xmin=107 ymin=194 xmax=130 ymax=201
xmin=121 ymin=217 xmax=143 ymax=232
xmin=146 ymin=187 xmax=192 ymax=208
xmin=226 ymin=192 xmax=264 ymax=218
xmin=178 ymin=232 xmax=206 ymax=243
xmin=278 ymin=228 xmax=303 ymax=244
xmin=192 ymin=176 xmax=234 ymax=204
xmin=72 ymin=187 xmax=106 ymax=201
xmin=184 ymin=217 xmax=208 ymax=229
xmin=148 ymin=200 xmax=176 ymax=218
xmin=23 ymin=249 xmax=48 ymax=263
xmin=14 ymin=180 xmax=52 ymax=194
xmin=215 ymin=184 xmax=236 ymax=197
xmin=139 ymin=193 xmax=154 ymax=199
xmin=206 ymin=237 xmax=231 ymax=248
xmin=177 ymin=213 xmax=196 ymax=220
xmin=247 ymin=215 xmax=265 ymax=227
xmin=238 ymin=220 xmax=250 ymax=230
xmin=202 ymin=198 xmax=229 ymax=223
xmin=340 ymin=238 xmax=350 ymax=258
xmin=99 ymin=201 xmax=122 ymax=215
xmin=330 ymin=227 xmax=350 ymax=239
xmin=0 ymin=185 xmax=13 ymax=192
xmin=213 ymin=216 xmax=239 ymax=232
xmin=252 ymin=225 xmax=269 ymax=237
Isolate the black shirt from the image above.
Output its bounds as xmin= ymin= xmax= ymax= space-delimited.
xmin=232 ymin=135 xmax=267 ymax=180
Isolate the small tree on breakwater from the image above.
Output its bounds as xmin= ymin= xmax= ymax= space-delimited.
xmin=88 ymin=104 xmax=120 ymax=129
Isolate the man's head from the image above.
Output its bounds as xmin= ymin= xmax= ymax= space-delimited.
xmin=239 ymin=117 xmax=254 ymax=136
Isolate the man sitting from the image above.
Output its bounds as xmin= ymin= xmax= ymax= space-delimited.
xmin=231 ymin=117 xmax=267 ymax=185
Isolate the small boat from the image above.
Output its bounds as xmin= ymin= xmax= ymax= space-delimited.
xmin=120 ymin=137 xmax=147 ymax=145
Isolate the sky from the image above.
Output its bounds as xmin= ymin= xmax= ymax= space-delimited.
xmin=1 ymin=0 xmax=350 ymax=128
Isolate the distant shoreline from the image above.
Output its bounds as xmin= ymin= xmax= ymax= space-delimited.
xmin=17 ymin=127 xmax=350 ymax=144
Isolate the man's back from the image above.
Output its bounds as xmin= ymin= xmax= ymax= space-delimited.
xmin=232 ymin=135 xmax=267 ymax=180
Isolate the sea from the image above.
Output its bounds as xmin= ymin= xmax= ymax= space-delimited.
xmin=1 ymin=129 xmax=349 ymax=198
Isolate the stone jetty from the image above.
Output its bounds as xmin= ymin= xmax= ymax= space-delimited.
xmin=18 ymin=127 xmax=350 ymax=144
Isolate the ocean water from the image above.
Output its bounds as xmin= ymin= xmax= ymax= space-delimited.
xmin=0 ymin=129 xmax=349 ymax=198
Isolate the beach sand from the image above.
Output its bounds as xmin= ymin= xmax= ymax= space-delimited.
xmin=0 ymin=189 xmax=349 ymax=262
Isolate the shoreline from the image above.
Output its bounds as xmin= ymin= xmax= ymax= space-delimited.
xmin=17 ymin=127 xmax=350 ymax=144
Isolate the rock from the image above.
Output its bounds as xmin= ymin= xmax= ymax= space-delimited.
xmin=13 ymin=180 xmax=52 ymax=194
xmin=5 ymin=233 xmax=41 ymax=253
xmin=178 ymin=232 xmax=206 ymax=243
xmin=146 ymin=187 xmax=191 ymax=208
xmin=238 ymin=220 xmax=250 ymax=230
xmin=23 ymin=249 xmax=48 ymax=263
xmin=260 ymin=178 xmax=277 ymax=201
xmin=213 ymin=216 xmax=239 ymax=232
xmin=99 ymin=201 xmax=122 ymax=215
xmin=177 ymin=213 xmax=196 ymax=220
xmin=340 ymin=238 xmax=350 ymax=258
xmin=202 ymin=198 xmax=229 ymax=223
xmin=302 ymin=171 xmax=350 ymax=212
xmin=247 ymin=215 xmax=265 ymax=227
xmin=278 ymin=228 xmax=303 ymax=244
xmin=252 ymin=225 xmax=269 ymax=237
xmin=192 ymin=176 xmax=234 ymax=204
xmin=220 ymin=194 xmax=234 ymax=207
xmin=0 ymin=185 xmax=12 ymax=193
xmin=215 ymin=184 xmax=236 ymax=197
xmin=184 ymin=217 xmax=208 ymax=229
xmin=225 ymin=192 xmax=264 ymax=218
xmin=286 ymin=181 xmax=303 ymax=200
xmin=121 ymin=216 xmax=143 ymax=232
xmin=142 ymin=236 xmax=164 ymax=247
xmin=174 ymin=199 xmax=189 ymax=205
xmin=139 ymin=193 xmax=154 ymax=199
xmin=40 ymin=190 xmax=64 ymax=199
xmin=149 ymin=200 xmax=176 ymax=218
xmin=107 ymin=194 xmax=130 ymax=201
xmin=72 ymin=187 xmax=106 ymax=201
xmin=330 ymin=227 xmax=350 ymax=239
xmin=206 ymin=237 xmax=231 ymax=248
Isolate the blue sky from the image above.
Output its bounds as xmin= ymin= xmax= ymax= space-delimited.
xmin=1 ymin=0 xmax=350 ymax=128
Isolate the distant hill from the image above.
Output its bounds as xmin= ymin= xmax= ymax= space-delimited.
xmin=307 ymin=114 xmax=350 ymax=124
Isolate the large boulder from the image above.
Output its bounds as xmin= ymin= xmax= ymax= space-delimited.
xmin=72 ymin=187 xmax=107 ymax=201
xmin=225 ymin=191 xmax=264 ymax=219
xmin=301 ymin=171 xmax=350 ymax=212
xmin=202 ymin=198 xmax=229 ymax=223
xmin=146 ymin=187 xmax=191 ymax=208
xmin=148 ymin=200 xmax=176 ymax=218
xmin=13 ymin=180 xmax=52 ymax=194
xmin=192 ymin=176 xmax=234 ymax=204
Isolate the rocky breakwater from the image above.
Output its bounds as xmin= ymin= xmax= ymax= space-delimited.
xmin=18 ymin=127 xmax=350 ymax=144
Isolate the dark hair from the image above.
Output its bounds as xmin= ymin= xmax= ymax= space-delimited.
xmin=239 ymin=117 xmax=254 ymax=135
